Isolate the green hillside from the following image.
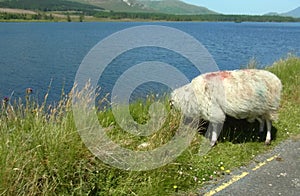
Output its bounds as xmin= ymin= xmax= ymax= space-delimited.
xmin=137 ymin=0 xmax=217 ymax=15
xmin=0 ymin=0 xmax=104 ymax=11
xmin=71 ymin=0 xmax=155 ymax=12
xmin=71 ymin=0 xmax=216 ymax=14
xmin=0 ymin=0 xmax=217 ymax=15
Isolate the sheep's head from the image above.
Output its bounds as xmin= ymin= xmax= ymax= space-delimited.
xmin=169 ymin=83 xmax=201 ymax=118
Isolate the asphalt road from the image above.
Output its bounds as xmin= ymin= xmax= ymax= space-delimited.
xmin=199 ymin=136 xmax=300 ymax=196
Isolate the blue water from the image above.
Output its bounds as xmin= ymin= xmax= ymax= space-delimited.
xmin=0 ymin=22 xmax=300 ymax=103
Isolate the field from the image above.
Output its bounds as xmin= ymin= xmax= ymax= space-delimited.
xmin=0 ymin=55 xmax=299 ymax=195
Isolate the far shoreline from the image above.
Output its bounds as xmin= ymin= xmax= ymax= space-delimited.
xmin=1 ymin=19 xmax=300 ymax=23
xmin=1 ymin=8 xmax=300 ymax=23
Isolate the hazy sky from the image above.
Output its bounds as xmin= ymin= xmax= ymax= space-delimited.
xmin=182 ymin=0 xmax=300 ymax=15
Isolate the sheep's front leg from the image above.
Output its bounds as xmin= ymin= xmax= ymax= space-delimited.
xmin=206 ymin=122 xmax=224 ymax=146
xmin=265 ymin=119 xmax=272 ymax=145
xmin=205 ymin=103 xmax=225 ymax=146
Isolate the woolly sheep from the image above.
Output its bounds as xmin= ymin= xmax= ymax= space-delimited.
xmin=170 ymin=69 xmax=282 ymax=146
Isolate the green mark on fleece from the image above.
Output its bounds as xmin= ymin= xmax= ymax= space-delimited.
xmin=256 ymin=83 xmax=267 ymax=103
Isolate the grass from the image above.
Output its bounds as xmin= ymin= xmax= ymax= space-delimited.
xmin=1 ymin=55 xmax=300 ymax=195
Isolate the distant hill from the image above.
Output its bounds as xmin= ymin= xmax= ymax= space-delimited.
xmin=282 ymin=7 xmax=300 ymax=18
xmin=264 ymin=12 xmax=280 ymax=16
xmin=72 ymin=0 xmax=217 ymax=14
xmin=264 ymin=7 xmax=300 ymax=18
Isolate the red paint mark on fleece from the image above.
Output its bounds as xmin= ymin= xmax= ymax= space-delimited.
xmin=205 ymin=71 xmax=232 ymax=80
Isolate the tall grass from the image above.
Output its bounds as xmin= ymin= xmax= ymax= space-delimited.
xmin=266 ymin=55 xmax=300 ymax=144
xmin=1 ymin=56 xmax=299 ymax=195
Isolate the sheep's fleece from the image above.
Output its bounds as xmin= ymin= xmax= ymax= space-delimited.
xmin=171 ymin=69 xmax=282 ymax=146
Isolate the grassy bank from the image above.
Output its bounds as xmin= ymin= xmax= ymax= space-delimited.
xmin=0 ymin=56 xmax=299 ymax=195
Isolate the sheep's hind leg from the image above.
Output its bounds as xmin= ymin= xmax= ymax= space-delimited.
xmin=256 ymin=117 xmax=265 ymax=133
xmin=265 ymin=119 xmax=272 ymax=145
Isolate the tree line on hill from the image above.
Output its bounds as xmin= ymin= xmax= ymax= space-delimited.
xmin=94 ymin=11 xmax=300 ymax=22
xmin=0 ymin=12 xmax=86 ymax=22
xmin=2 ymin=11 xmax=299 ymax=22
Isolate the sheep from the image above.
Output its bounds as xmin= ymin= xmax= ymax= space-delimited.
xmin=170 ymin=69 xmax=282 ymax=146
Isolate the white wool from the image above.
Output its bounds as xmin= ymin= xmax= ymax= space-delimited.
xmin=172 ymin=69 xmax=282 ymax=122
xmin=171 ymin=69 xmax=282 ymax=146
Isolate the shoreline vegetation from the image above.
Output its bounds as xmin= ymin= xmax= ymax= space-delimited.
xmin=0 ymin=55 xmax=299 ymax=195
xmin=1 ymin=8 xmax=300 ymax=22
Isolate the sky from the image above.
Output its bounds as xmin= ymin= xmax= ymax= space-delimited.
xmin=182 ymin=0 xmax=300 ymax=15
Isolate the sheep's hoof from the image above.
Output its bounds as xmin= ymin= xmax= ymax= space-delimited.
xmin=210 ymin=141 xmax=217 ymax=147
xmin=264 ymin=140 xmax=271 ymax=145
